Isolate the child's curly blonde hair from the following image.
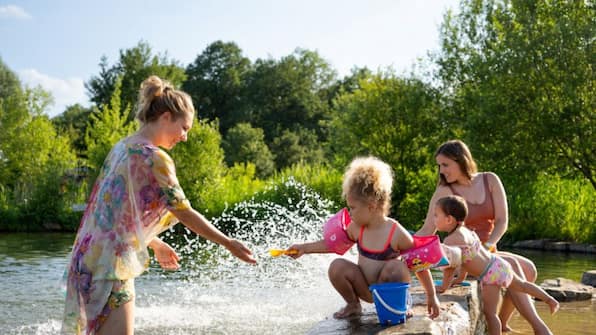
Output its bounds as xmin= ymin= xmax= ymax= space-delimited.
xmin=341 ymin=156 xmax=393 ymax=215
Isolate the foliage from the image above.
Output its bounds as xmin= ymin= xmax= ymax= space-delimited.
xmin=0 ymin=57 xmax=22 ymax=100
xmin=84 ymin=77 xmax=136 ymax=175
xmin=397 ymin=166 xmax=437 ymax=230
xmin=271 ymin=127 xmax=326 ymax=168
xmin=197 ymin=163 xmax=267 ymax=217
xmin=274 ymin=163 xmax=344 ymax=208
xmin=222 ymin=122 xmax=276 ymax=178
xmin=244 ymin=49 xmax=337 ymax=168
xmin=51 ymin=104 xmax=94 ymax=156
xmin=327 ymin=71 xmax=445 ymax=220
xmin=86 ymin=41 xmax=187 ymax=121
xmin=183 ymin=41 xmax=252 ymax=134
xmin=0 ymin=63 xmax=78 ymax=230
xmin=436 ymin=0 xmax=595 ymax=188
xmin=169 ymin=119 xmax=227 ymax=211
xmin=507 ymin=174 xmax=595 ymax=244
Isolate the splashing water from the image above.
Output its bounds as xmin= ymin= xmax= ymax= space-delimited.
xmin=1 ymin=178 xmax=355 ymax=335
xmin=132 ymin=178 xmax=352 ymax=334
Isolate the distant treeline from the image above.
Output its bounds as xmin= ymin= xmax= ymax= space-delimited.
xmin=0 ymin=0 xmax=593 ymax=243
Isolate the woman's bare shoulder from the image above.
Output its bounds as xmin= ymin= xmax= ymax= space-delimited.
xmin=483 ymin=172 xmax=504 ymax=190
xmin=483 ymin=171 xmax=502 ymax=183
xmin=432 ymin=185 xmax=453 ymax=199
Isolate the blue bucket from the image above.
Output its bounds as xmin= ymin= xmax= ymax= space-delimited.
xmin=369 ymin=282 xmax=410 ymax=326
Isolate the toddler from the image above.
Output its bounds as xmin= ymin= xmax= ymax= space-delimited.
xmin=435 ymin=195 xmax=559 ymax=335
xmin=289 ymin=156 xmax=439 ymax=319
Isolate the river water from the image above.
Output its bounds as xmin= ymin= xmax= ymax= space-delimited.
xmin=1 ymin=220 xmax=594 ymax=334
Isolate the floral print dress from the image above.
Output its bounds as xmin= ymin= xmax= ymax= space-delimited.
xmin=61 ymin=135 xmax=190 ymax=334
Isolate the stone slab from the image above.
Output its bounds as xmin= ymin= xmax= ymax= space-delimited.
xmin=308 ymin=282 xmax=484 ymax=335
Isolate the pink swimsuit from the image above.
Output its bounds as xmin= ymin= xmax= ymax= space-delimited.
xmin=478 ymin=255 xmax=514 ymax=288
xmin=454 ymin=234 xmax=513 ymax=287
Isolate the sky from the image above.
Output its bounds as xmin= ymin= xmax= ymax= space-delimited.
xmin=1 ymin=0 xmax=459 ymax=117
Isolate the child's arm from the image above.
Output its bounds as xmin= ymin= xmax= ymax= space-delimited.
xmin=415 ymin=269 xmax=440 ymax=319
xmin=288 ymin=240 xmax=331 ymax=258
xmin=452 ymin=268 xmax=468 ymax=286
xmin=437 ymin=266 xmax=456 ymax=293
xmin=393 ymin=221 xmax=415 ymax=250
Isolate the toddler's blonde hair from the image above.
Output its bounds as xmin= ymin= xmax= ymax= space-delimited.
xmin=342 ymin=156 xmax=393 ymax=215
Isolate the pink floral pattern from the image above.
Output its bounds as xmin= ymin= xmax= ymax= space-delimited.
xmin=62 ymin=136 xmax=190 ymax=334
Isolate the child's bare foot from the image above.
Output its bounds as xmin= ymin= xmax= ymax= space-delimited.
xmin=501 ymin=324 xmax=512 ymax=332
xmin=546 ymin=297 xmax=559 ymax=314
xmin=333 ymin=302 xmax=362 ymax=319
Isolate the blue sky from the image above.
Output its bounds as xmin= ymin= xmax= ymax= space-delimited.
xmin=1 ymin=0 xmax=458 ymax=117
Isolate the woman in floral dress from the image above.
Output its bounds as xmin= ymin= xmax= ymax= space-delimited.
xmin=61 ymin=75 xmax=256 ymax=335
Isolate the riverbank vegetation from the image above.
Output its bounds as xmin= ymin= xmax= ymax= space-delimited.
xmin=0 ymin=0 xmax=593 ymax=243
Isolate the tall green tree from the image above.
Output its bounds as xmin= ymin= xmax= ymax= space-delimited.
xmin=327 ymin=72 xmax=443 ymax=223
xmin=52 ymin=103 xmax=93 ymax=156
xmin=0 ymin=61 xmax=78 ymax=228
xmin=270 ymin=127 xmax=324 ymax=168
xmin=183 ymin=41 xmax=252 ymax=134
xmin=222 ymin=122 xmax=276 ymax=178
xmin=436 ymin=0 xmax=595 ymax=187
xmin=244 ymin=49 xmax=337 ymax=169
xmin=169 ymin=119 xmax=227 ymax=212
xmin=85 ymin=77 xmax=136 ymax=173
xmin=86 ymin=41 xmax=187 ymax=121
xmin=245 ymin=49 xmax=337 ymax=140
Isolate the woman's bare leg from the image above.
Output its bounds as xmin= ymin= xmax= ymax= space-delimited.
xmin=498 ymin=252 xmax=537 ymax=331
xmin=328 ymin=258 xmax=371 ymax=318
xmin=97 ymin=298 xmax=135 ymax=335
xmin=499 ymin=253 xmax=553 ymax=335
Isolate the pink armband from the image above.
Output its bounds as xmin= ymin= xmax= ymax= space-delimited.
xmin=401 ymin=235 xmax=449 ymax=272
xmin=323 ymin=208 xmax=355 ymax=255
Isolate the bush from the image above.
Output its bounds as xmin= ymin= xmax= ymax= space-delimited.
xmin=197 ymin=163 xmax=266 ymax=217
xmin=214 ymin=176 xmax=335 ymax=236
xmin=508 ymin=175 xmax=595 ymax=244
xmin=274 ymin=163 xmax=343 ymax=207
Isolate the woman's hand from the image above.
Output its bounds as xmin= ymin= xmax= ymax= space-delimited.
xmin=225 ymin=239 xmax=257 ymax=264
xmin=150 ymin=238 xmax=180 ymax=271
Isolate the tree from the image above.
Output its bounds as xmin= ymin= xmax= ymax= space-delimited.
xmin=327 ymin=72 xmax=443 ymax=222
xmin=222 ymin=122 xmax=276 ymax=178
xmin=0 ymin=61 xmax=78 ymax=228
xmin=169 ymin=119 xmax=227 ymax=211
xmin=85 ymin=77 xmax=136 ymax=173
xmin=183 ymin=41 xmax=252 ymax=134
xmin=436 ymin=0 xmax=595 ymax=187
xmin=85 ymin=56 xmax=118 ymax=109
xmin=51 ymin=103 xmax=93 ymax=156
xmin=271 ymin=127 xmax=324 ymax=168
xmin=244 ymin=49 xmax=337 ymax=168
xmin=0 ymin=57 xmax=22 ymax=100
xmin=86 ymin=41 xmax=187 ymax=121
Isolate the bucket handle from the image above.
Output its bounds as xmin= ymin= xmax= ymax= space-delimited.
xmin=372 ymin=289 xmax=411 ymax=315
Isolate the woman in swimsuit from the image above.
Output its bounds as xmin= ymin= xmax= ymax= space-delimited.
xmin=417 ymin=139 xmax=554 ymax=334
xmin=434 ymin=195 xmax=558 ymax=335
xmin=289 ymin=156 xmax=440 ymax=319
